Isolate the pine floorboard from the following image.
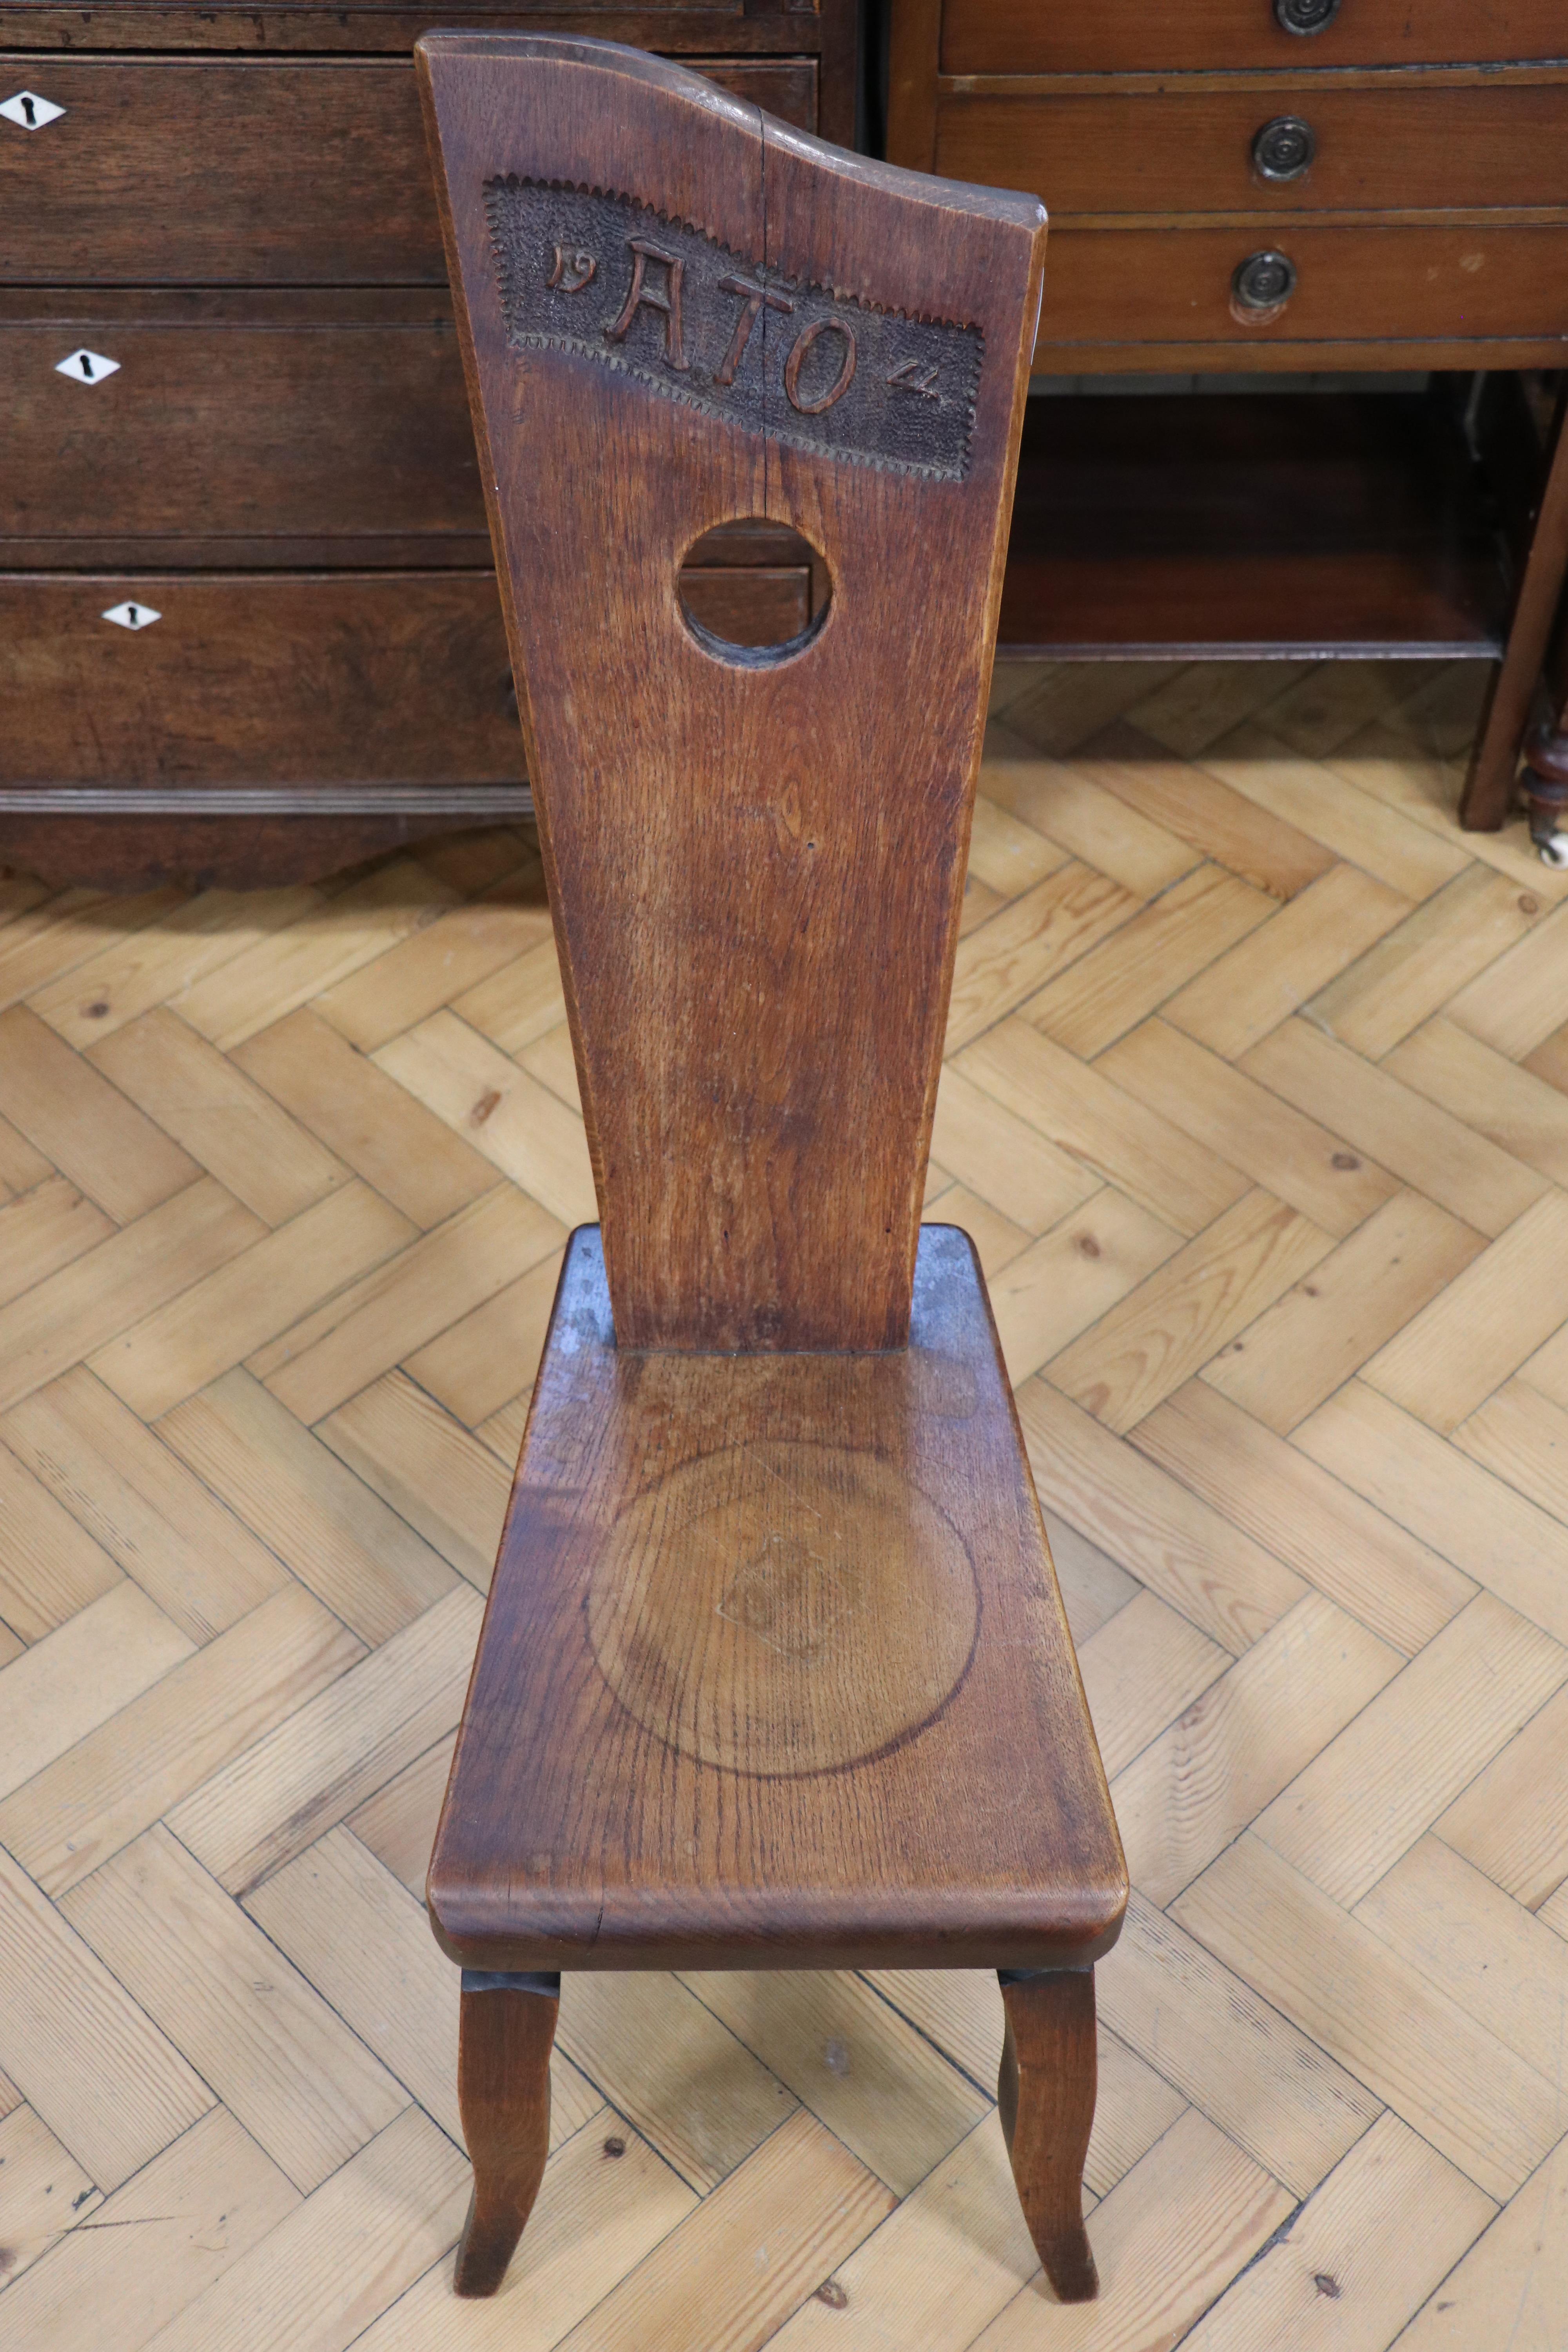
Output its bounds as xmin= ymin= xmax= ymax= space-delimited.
xmin=1 ymin=658 xmax=1565 ymax=2346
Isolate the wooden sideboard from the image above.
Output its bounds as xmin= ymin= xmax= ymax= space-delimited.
xmin=0 ymin=1 xmax=855 ymax=888
xmin=888 ymin=0 xmax=1568 ymax=831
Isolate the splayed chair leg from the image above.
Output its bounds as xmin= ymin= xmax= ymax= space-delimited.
xmin=454 ymin=1971 xmax=561 ymax=2296
xmin=997 ymin=1967 xmax=1099 ymax=2302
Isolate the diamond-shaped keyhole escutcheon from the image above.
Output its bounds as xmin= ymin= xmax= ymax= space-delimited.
xmin=57 ymin=349 xmax=120 ymax=386
xmin=0 ymin=90 xmax=66 ymax=130
xmin=102 ymin=602 xmax=161 ymax=631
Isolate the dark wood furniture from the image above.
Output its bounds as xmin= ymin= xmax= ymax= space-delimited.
xmin=887 ymin=0 xmax=1568 ymax=831
xmin=418 ymin=33 xmax=1124 ymax=2300
xmin=0 ymin=0 xmax=855 ymax=890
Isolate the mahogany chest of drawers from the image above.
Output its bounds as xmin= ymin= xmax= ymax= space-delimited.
xmin=0 ymin=3 xmax=854 ymax=886
xmin=889 ymin=0 xmax=1568 ymax=829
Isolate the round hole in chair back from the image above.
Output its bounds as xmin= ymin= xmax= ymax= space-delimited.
xmin=676 ymin=517 xmax=832 ymax=667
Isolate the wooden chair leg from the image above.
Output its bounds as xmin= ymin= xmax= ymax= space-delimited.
xmin=454 ymin=1972 xmax=560 ymax=2296
xmin=997 ymin=1968 xmax=1098 ymax=2303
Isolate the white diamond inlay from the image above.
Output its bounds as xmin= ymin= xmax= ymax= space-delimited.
xmin=102 ymin=602 xmax=161 ymax=631
xmin=57 ymin=348 xmax=120 ymax=385
xmin=0 ymin=90 xmax=66 ymax=130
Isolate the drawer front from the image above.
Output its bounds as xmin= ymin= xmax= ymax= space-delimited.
xmin=0 ymin=57 xmax=817 ymax=283
xmin=0 ymin=568 xmax=816 ymax=784
xmin=942 ymin=0 xmax=1568 ymax=75
xmin=1 ymin=575 xmax=521 ymax=785
xmin=3 ymin=317 xmax=483 ymax=541
xmin=939 ymin=85 xmax=1568 ymax=218
xmin=1036 ymin=223 xmax=1568 ymax=350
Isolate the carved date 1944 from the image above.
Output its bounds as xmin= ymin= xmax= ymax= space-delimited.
xmin=486 ymin=179 xmax=982 ymax=479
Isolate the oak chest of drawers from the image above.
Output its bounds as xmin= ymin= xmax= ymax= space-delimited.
xmin=0 ymin=5 xmax=853 ymax=886
xmin=889 ymin=0 xmax=1568 ymax=828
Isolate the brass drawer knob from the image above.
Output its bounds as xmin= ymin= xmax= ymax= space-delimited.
xmin=1252 ymin=116 xmax=1315 ymax=181
xmin=1232 ymin=250 xmax=1297 ymax=315
xmin=1274 ymin=0 xmax=1341 ymax=30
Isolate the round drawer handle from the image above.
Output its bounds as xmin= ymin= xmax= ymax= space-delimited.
xmin=1232 ymin=250 xmax=1297 ymax=317
xmin=1252 ymin=116 xmax=1315 ymax=181
xmin=1274 ymin=0 xmax=1341 ymax=32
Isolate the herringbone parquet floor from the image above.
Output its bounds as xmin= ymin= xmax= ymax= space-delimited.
xmin=2 ymin=657 xmax=1567 ymax=2351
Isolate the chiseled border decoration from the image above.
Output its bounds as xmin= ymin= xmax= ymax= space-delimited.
xmin=485 ymin=177 xmax=984 ymax=482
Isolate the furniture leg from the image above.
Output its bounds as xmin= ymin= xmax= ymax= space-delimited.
xmin=454 ymin=1970 xmax=560 ymax=2296
xmin=1521 ymin=711 xmax=1568 ymax=868
xmin=997 ymin=1967 xmax=1098 ymax=2303
xmin=1461 ymin=385 xmax=1568 ymax=833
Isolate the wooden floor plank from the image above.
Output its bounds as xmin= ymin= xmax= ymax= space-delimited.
xmin=0 ymin=2103 xmax=102 ymax=2285
xmin=1022 ymin=862 xmax=1277 ymax=1059
xmin=685 ymin=1971 xmax=988 ymax=2200
xmin=254 ymin=1184 xmax=562 ymax=1427
xmin=1253 ymin=1592 xmax=1568 ymax=1906
xmin=0 ymin=1179 xmax=113 ymax=1310
xmin=930 ymin=1063 xmax=1098 ymax=1234
xmin=1132 ymin=1382 xmax=1475 ymax=1653
xmin=349 ymin=2118 xmax=697 ymax=2352
xmin=980 ymin=740 xmax=1200 ymax=899
xmin=2 ymin=1368 xmax=291 ymax=1644
xmin=1295 ymin=1383 xmax=1568 ymax=1644
xmin=1172 ymin=1836 xmax=1562 ymax=2199
xmin=967 ymin=2108 xmax=1296 ymax=2352
xmin=1074 ymin=716 xmax=1330 ymax=896
xmin=1394 ymin=2129 xmax=1568 ymax=2351
xmin=315 ymin=893 xmax=554 ymax=1054
xmin=89 ymin=1185 xmax=416 ymax=1422
xmin=944 ymin=864 xmax=1139 ymax=1054
xmin=0 ymin=1583 xmax=193 ymax=1802
xmin=1075 ymin=1587 xmax=1229 ymax=1780
xmin=88 ymin=1008 xmax=349 ymax=1227
xmin=0 ymin=1430 xmax=123 ymax=1644
xmin=232 ymin=1008 xmax=497 ymax=1230
xmin=1198 ymin=724 xmax=1470 ymax=900
xmin=159 ymin=1370 xmax=458 ymax=1645
xmin=0 ymin=1586 xmax=362 ymax=1897
xmin=757 ymin=2111 xmax=1034 ymax=2352
xmin=1385 ymin=1015 xmax=1568 ymax=1189
xmin=1443 ymin=894 xmax=1568 ymax=1060
xmin=0 ymin=1005 xmax=200 ymax=1223
xmin=548 ymin=2109 xmax=891 ymax=2352
xmin=1436 ymin=1680 xmax=1568 ymax=1909
xmin=1096 ymin=1018 xmax=1398 ymax=1238
xmin=960 ymin=1018 xmax=1250 ymax=1236
xmin=1240 ymin=1018 xmax=1547 ymax=1237
xmin=1175 ymin=2111 xmax=1493 ymax=2352
xmin=0 ymin=1179 xmax=265 ymax=1417
xmin=1303 ymin=862 xmax=1542 ymax=1060
xmin=1048 ymin=1189 xmax=1334 ymax=1435
xmin=166 ymin=1585 xmax=484 ymax=1896
xmin=373 ymin=1012 xmax=597 ymax=1228
xmin=1163 ymin=863 xmax=1411 ymax=1061
xmin=0 ymin=2107 xmax=299 ymax=2352
xmin=1112 ymin=1592 xmax=1402 ymax=1907
xmin=25 ymin=886 xmax=323 ymax=1050
xmin=317 ymin=1372 xmax=510 ymax=1588
xmin=1201 ymin=1190 xmax=1485 ymax=1435
xmin=61 ymin=1826 xmax=407 ymax=2192
xmin=126 ymin=2105 xmax=470 ymax=2352
xmin=1360 ymin=1190 xmax=1568 ymax=1435
xmin=0 ymin=1844 xmax=212 ymax=2191
xmin=987 ymin=1188 xmax=1185 ymax=1387
xmin=1018 ymin=1380 xmax=1306 ymax=1654
xmin=400 ymin=1250 xmax=563 ymax=1427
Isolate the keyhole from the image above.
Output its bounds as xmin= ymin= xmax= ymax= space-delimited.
xmin=21 ymin=94 xmax=35 ymax=125
xmin=79 ymin=352 xmax=93 ymax=379
xmin=125 ymin=604 xmax=139 ymax=626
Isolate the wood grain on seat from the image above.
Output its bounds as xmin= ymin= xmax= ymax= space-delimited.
xmin=429 ymin=1224 xmax=1125 ymax=1973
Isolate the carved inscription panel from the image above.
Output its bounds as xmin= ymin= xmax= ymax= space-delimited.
xmin=486 ymin=179 xmax=984 ymax=480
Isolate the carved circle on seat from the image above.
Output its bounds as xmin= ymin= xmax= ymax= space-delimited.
xmin=586 ymin=1441 xmax=980 ymax=1776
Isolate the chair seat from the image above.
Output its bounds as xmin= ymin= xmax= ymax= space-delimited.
xmin=428 ymin=1224 xmax=1126 ymax=1974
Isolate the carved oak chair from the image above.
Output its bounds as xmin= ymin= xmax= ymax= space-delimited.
xmin=416 ymin=33 xmax=1127 ymax=2303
